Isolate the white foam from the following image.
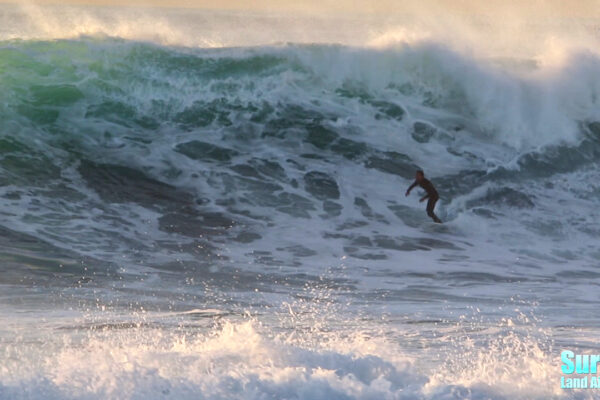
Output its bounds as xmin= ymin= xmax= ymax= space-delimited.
xmin=0 ymin=313 xmax=576 ymax=400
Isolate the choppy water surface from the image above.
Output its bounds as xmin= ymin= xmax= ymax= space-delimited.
xmin=1 ymin=4 xmax=600 ymax=399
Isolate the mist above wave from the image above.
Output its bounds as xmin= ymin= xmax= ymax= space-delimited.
xmin=3 ymin=2 xmax=600 ymax=57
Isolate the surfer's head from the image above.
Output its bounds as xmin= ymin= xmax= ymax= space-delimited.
xmin=415 ymin=170 xmax=425 ymax=182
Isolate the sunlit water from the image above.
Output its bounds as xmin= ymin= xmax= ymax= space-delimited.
xmin=1 ymin=4 xmax=600 ymax=399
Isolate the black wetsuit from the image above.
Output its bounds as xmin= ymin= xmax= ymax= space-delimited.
xmin=407 ymin=178 xmax=442 ymax=223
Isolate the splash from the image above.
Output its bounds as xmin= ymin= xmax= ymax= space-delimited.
xmin=1 ymin=311 xmax=579 ymax=400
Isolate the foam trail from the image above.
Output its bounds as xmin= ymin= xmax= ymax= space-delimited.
xmin=1 ymin=4 xmax=600 ymax=400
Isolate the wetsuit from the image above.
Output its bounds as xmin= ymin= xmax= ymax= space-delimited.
xmin=407 ymin=178 xmax=442 ymax=223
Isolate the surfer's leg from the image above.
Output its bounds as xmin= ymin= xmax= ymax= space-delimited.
xmin=427 ymin=197 xmax=442 ymax=223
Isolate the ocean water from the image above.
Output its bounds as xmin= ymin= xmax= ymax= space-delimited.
xmin=1 ymin=3 xmax=600 ymax=399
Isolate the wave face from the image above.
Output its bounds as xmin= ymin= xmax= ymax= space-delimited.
xmin=2 ymin=5 xmax=600 ymax=400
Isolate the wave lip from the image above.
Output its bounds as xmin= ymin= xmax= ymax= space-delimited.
xmin=0 ymin=18 xmax=598 ymax=400
xmin=0 ymin=36 xmax=598 ymax=275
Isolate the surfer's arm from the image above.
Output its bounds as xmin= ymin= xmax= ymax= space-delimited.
xmin=405 ymin=181 xmax=417 ymax=196
xmin=419 ymin=194 xmax=429 ymax=202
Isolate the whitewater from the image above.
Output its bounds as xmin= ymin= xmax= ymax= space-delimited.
xmin=1 ymin=3 xmax=600 ymax=399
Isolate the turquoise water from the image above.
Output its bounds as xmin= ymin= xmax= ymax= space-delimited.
xmin=1 ymin=4 xmax=600 ymax=399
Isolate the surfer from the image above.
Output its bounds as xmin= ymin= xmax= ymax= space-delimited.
xmin=405 ymin=170 xmax=442 ymax=223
